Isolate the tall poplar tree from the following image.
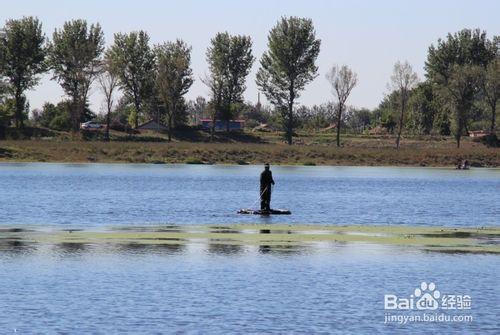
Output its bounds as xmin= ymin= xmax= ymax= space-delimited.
xmin=155 ymin=39 xmax=194 ymax=141
xmin=49 ymin=19 xmax=104 ymax=132
xmin=256 ymin=17 xmax=320 ymax=145
xmin=107 ymin=31 xmax=155 ymax=128
xmin=0 ymin=16 xmax=46 ymax=128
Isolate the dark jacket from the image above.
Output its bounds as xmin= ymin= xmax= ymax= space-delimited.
xmin=260 ymin=170 xmax=275 ymax=190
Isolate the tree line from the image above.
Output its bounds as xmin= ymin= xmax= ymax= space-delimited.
xmin=0 ymin=16 xmax=498 ymax=147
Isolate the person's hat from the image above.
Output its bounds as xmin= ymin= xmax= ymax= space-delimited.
xmin=265 ymin=163 xmax=270 ymax=167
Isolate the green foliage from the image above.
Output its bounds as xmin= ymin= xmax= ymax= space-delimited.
xmin=257 ymin=17 xmax=321 ymax=106
xmin=479 ymin=57 xmax=500 ymax=132
xmin=204 ymin=32 xmax=254 ymax=133
xmin=425 ymin=29 xmax=497 ymax=146
xmin=186 ymin=96 xmax=207 ymax=125
xmin=33 ymin=102 xmax=58 ymax=128
xmin=111 ymin=96 xmax=135 ymax=127
xmin=425 ymin=29 xmax=496 ymax=83
xmin=49 ymin=111 xmax=71 ymax=131
xmin=433 ymin=109 xmax=452 ymax=136
xmin=224 ymin=35 xmax=254 ymax=124
xmin=204 ymin=32 xmax=230 ymax=136
xmin=408 ymin=82 xmax=438 ymax=135
xmin=0 ymin=97 xmax=15 ymax=130
xmin=32 ymin=101 xmax=95 ymax=131
xmin=295 ymin=103 xmax=334 ymax=131
xmin=48 ymin=19 xmax=104 ymax=132
xmin=239 ymin=101 xmax=272 ymax=126
xmin=380 ymin=111 xmax=397 ymax=134
xmin=107 ymin=31 xmax=156 ymax=128
xmin=373 ymin=91 xmax=399 ymax=133
xmin=0 ymin=16 xmax=46 ymax=128
xmin=346 ymin=108 xmax=373 ymax=134
xmin=155 ymin=39 xmax=194 ymax=140
xmin=127 ymin=108 xmax=137 ymax=128
xmin=444 ymin=65 xmax=483 ymax=147
xmin=256 ymin=16 xmax=321 ymax=144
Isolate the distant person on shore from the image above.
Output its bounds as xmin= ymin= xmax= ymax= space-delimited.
xmin=456 ymin=159 xmax=470 ymax=170
xmin=260 ymin=163 xmax=275 ymax=212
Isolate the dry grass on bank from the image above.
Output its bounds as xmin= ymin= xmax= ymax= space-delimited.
xmin=0 ymin=135 xmax=498 ymax=167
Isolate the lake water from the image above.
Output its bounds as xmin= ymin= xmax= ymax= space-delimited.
xmin=0 ymin=242 xmax=498 ymax=334
xmin=0 ymin=163 xmax=499 ymax=227
xmin=0 ymin=163 xmax=499 ymax=334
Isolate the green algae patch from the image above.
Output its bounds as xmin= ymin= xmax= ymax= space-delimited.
xmin=1 ymin=225 xmax=499 ymax=254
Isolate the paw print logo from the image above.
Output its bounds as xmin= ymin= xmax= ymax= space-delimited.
xmin=414 ymin=281 xmax=440 ymax=310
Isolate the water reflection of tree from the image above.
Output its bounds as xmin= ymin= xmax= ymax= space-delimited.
xmin=155 ymin=242 xmax=186 ymax=254
xmin=56 ymin=242 xmax=88 ymax=255
xmin=258 ymin=229 xmax=303 ymax=254
xmin=258 ymin=244 xmax=305 ymax=255
xmin=115 ymin=241 xmax=186 ymax=255
xmin=207 ymin=241 xmax=243 ymax=255
xmin=0 ymin=238 xmax=35 ymax=255
xmin=259 ymin=229 xmax=293 ymax=235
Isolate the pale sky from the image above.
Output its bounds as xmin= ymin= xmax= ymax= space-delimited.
xmin=2 ymin=0 xmax=499 ymax=114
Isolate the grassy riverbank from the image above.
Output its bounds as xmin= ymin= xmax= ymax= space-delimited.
xmin=2 ymin=225 xmax=499 ymax=254
xmin=1 ymin=136 xmax=499 ymax=167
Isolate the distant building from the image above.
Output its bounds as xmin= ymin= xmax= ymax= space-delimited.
xmin=469 ymin=130 xmax=490 ymax=138
xmin=201 ymin=119 xmax=245 ymax=132
xmin=136 ymin=120 xmax=168 ymax=132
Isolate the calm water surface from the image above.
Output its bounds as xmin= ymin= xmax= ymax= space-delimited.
xmin=0 ymin=163 xmax=498 ymax=227
xmin=0 ymin=163 xmax=498 ymax=334
xmin=0 ymin=242 xmax=498 ymax=334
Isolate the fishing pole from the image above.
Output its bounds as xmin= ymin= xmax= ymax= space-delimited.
xmin=249 ymin=185 xmax=268 ymax=209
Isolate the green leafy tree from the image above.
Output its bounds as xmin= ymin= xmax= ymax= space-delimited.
xmin=46 ymin=102 xmax=71 ymax=131
xmin=373 ymin=91 xmax=398 ymax=134
xmin=155 ymin=39 xmax=194 ymax=141
xmin=186 ymin=96 xmax=207 ymax=125
xmin=381 ymin=111 xmax=397 ymax=134
xmin=480 ymin=57 xmax=499 ymax=133
xmin=204 ymin=32 xmax=254 ymax=137
xmin=224 ymin=34 xmax=254 ymax=131
xmin=442 ymin=65 xmax=482 ymax=147
xmin=33 ymin=102 xmax=58 ymax=128
xmin=109 ymin=95 xmax=135 ymax=128
xmin=294 ymin=103 xmax=334 ymax=131
xmin=326 ymin=65 xmax=358 ymax=146
xmin=48 ymin=19 xmax=104 ymax=132
xmin=0 ymin=95 xmax=14 ymax=138
xmin=408 ymin=82 xmax=438 ymax=135
xmin=204 ymin=32 xmax=230 ymax=138
xmin=256 ymin=17 xmax=320 ymax=145
xmin=347 ymin=107 xmax=372 ymax=134
xmin=34 ymin=100 xmax=95 ymax=131
xmin=0 ymin=16 xmax=46 ymax=128
xmin=425 ymin=29 xmax=496 ymax=146
xmin=433 ymin=110 xmax=452 ymax=136
xmin=426 ymin=29 xmax=495 ymax=83
xmin=107 ymin=31 xmax=155 ymax=128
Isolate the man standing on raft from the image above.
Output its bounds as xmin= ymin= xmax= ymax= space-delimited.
xmin=260 ymin=163 xmax=275 ymax=212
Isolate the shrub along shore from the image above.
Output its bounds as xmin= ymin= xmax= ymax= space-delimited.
xmin=0 ymin=136 xmax=498 ymax=167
